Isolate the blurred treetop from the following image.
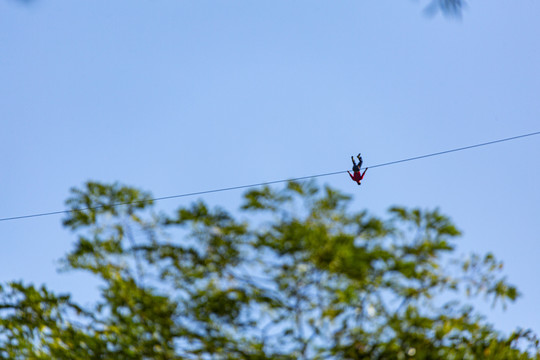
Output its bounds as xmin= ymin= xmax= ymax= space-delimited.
xmin=0 ymin=180 xmax=538 ymax=359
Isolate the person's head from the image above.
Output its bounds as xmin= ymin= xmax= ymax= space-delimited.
xmin=357 ymin=182 xmax=361 ymax=186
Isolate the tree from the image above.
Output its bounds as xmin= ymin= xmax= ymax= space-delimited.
xmin=0 ymin=180 xmax=538 ymax=359
xmin=8 ymin=0 xmax=467 ymax=18
xmin=424 ymin=0 xmax=467 ymax=18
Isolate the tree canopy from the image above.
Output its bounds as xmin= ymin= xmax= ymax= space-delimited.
xmin=0 ymin=180 xmax=538 ymax=359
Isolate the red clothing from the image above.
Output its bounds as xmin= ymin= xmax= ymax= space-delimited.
xmin=348 ymin=168 xmax=368 ymax=184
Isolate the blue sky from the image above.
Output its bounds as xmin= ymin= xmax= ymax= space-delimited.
xmin=1 ymin=0 xmax=539 ymax=336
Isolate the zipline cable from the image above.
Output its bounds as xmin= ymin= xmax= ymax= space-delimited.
xmin=1 ymin=130 xmax=539 ymax=223
xmin=368 ymin=130 xmax=540 ymax=169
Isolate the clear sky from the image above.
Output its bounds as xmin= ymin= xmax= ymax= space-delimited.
xmin=1 ymin=0 xmax=539 ymax=336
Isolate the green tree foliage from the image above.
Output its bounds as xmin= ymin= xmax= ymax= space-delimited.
xmin=1 ymin=180 xmax=538 ymax=359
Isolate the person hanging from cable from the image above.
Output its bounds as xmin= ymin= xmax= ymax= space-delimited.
xmin=348 ymin=153 xmax=368 ymax=186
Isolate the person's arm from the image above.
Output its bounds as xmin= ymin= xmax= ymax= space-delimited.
xmin=360 ymin=168 xmax=368 ymax=179
xmin=348 ymin=171 xmax=355 ymax=180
